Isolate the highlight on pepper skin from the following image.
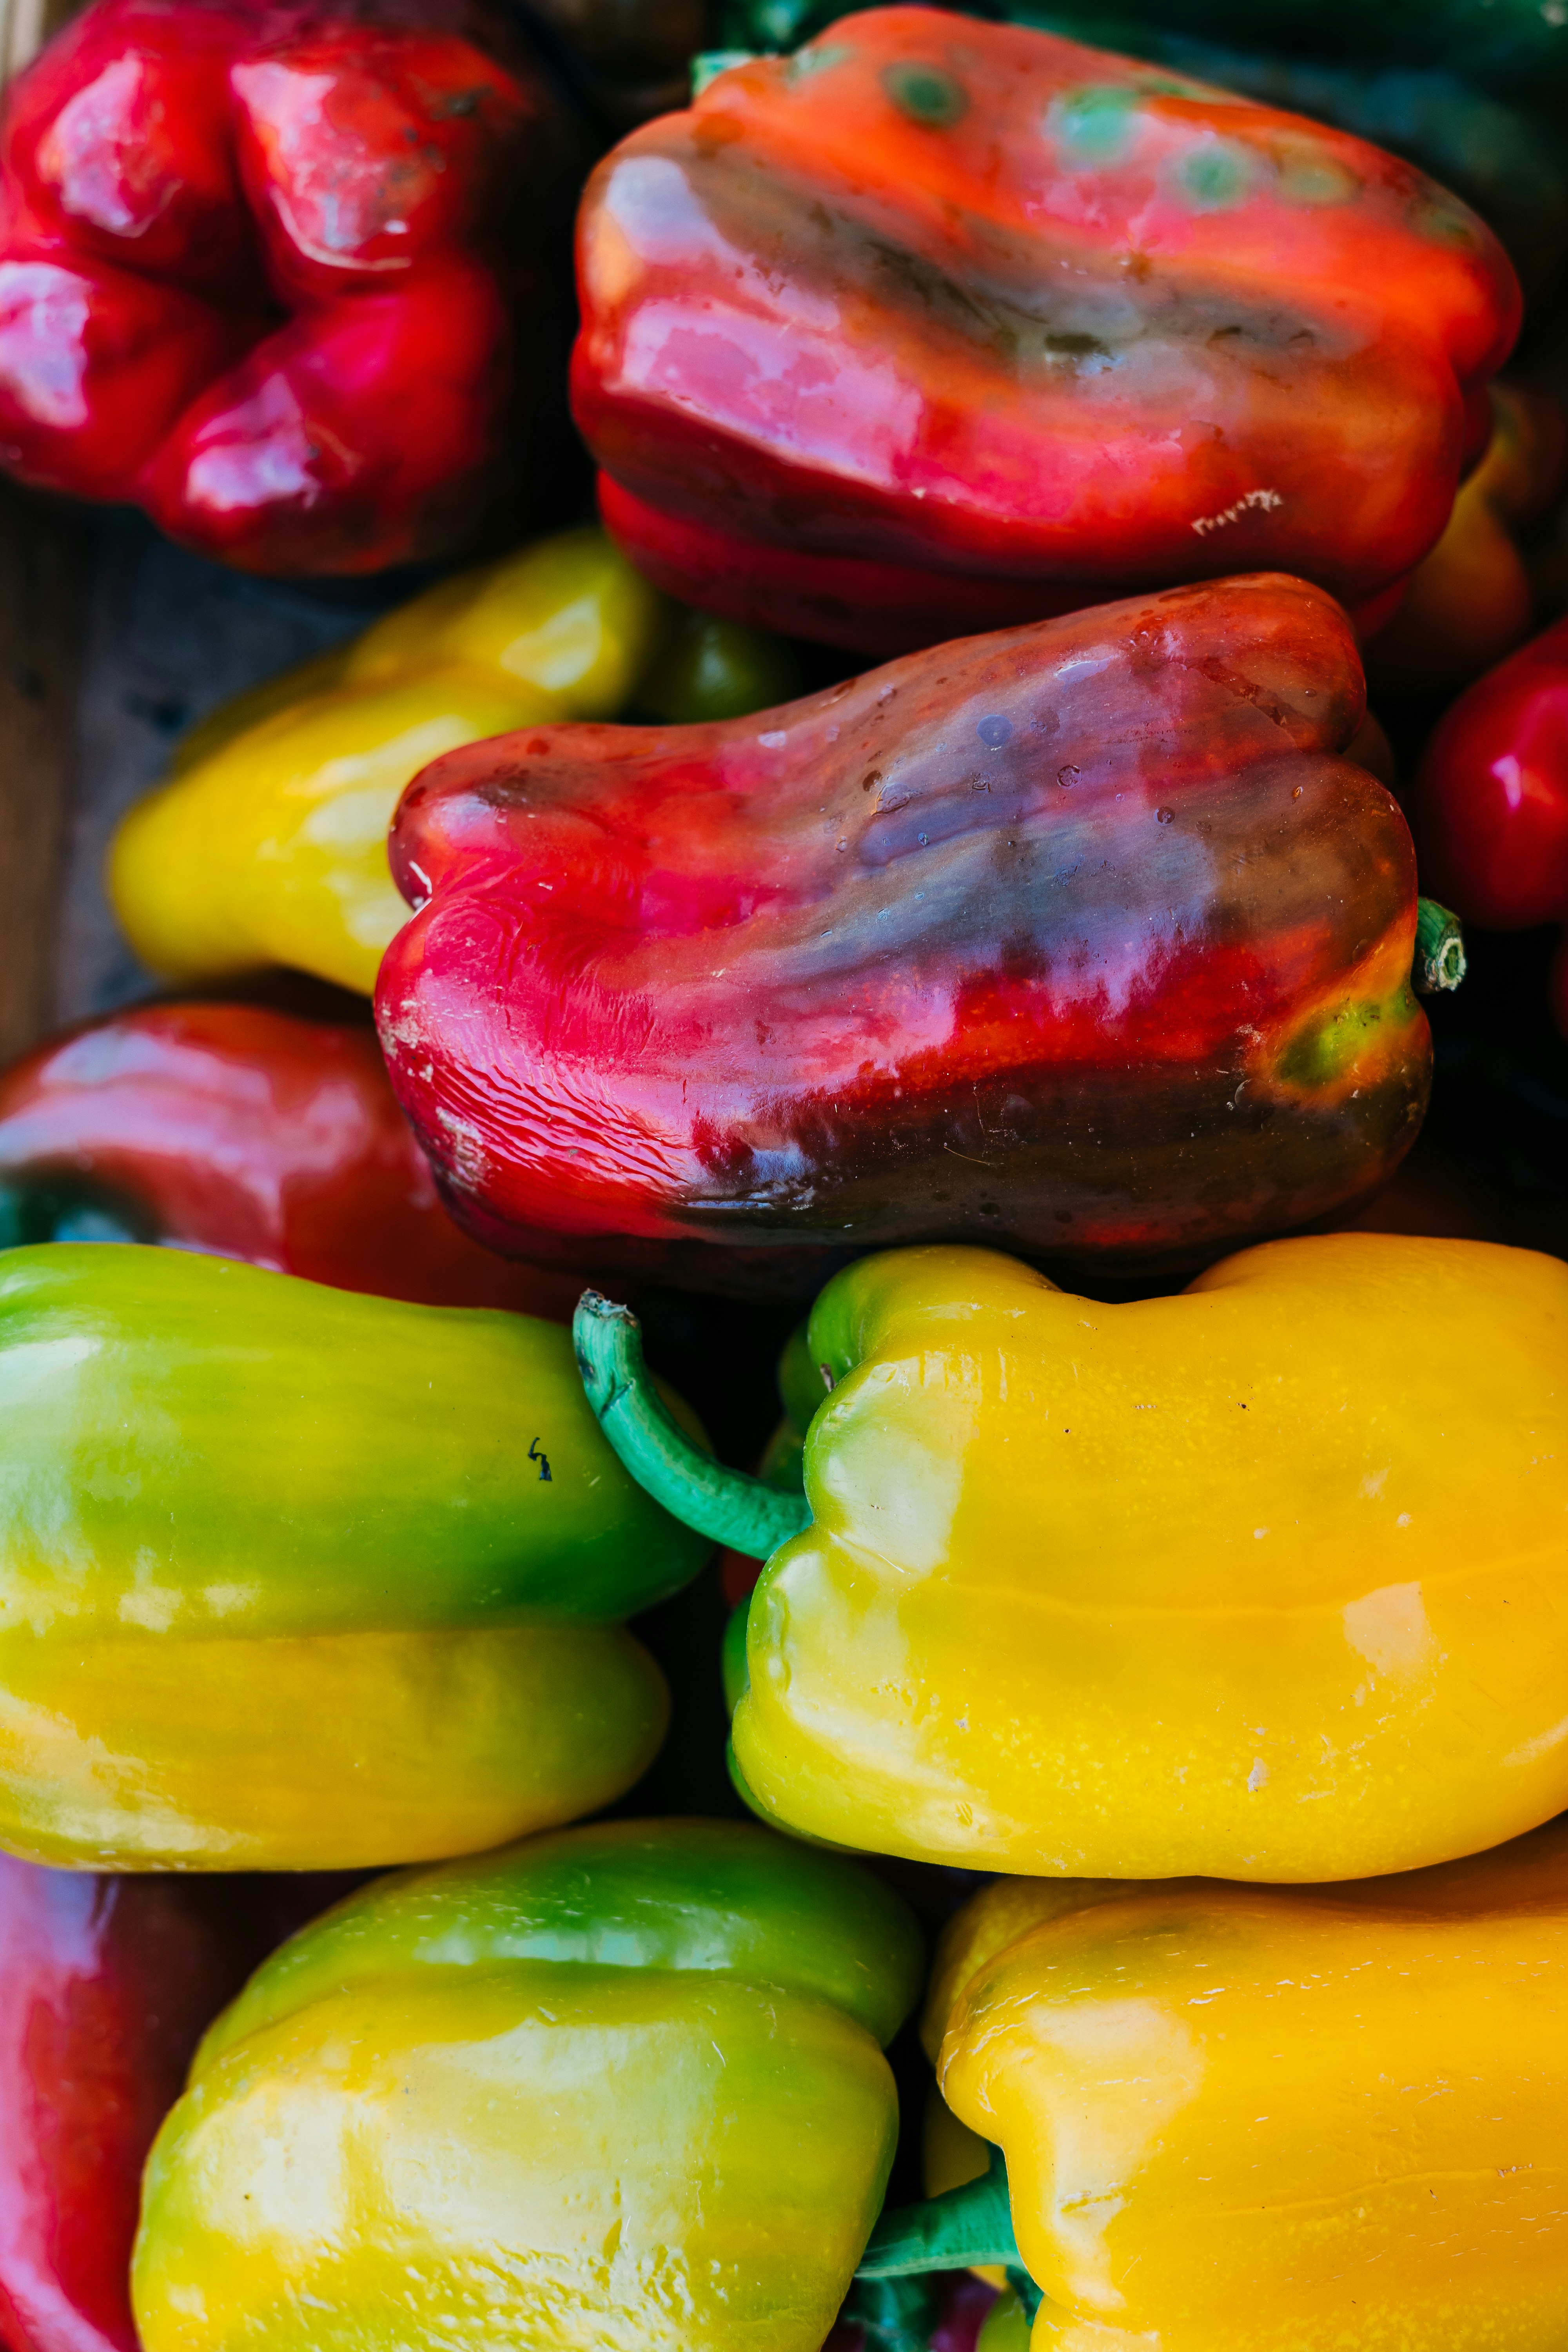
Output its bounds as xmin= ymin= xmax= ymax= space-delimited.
xmin=573 ymin=5 xmax=1521 ymax=652
xmin=711 ymin=1232 xmax=1568 ymax=1881
xmin=0 ymin=0 xmax=577 ymax=574
xmin=0 ymin=1243 xmax=710 ymax=1870
xmin=129 ymin=1820 xmax=923 ymax=2352
xmin=922 ymin=1818 xmax=1568 ymax=2352
xmin=376 ymin=572 xmax=1433 ymax=1288
xmin=0 ymin=999 xmax=582 ymax=1316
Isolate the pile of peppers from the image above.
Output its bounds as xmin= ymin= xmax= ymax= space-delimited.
xmin=3 ymin=1 xmax=1568 ymax=2348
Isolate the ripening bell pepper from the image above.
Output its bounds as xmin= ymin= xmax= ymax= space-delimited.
xmin=575 ymin=1230 xmax=1568 ymax=1882
xmin=863 ymin=1816 xmax=1568 ymax=2352
xmin=109 ymin=524 xmax=800 ymax=994
xmin=1367 ymin=381 xmax=1567 ymax=695
xmin=131 ymin=1818 xmax=924 ymax=2352
xmin=712 ymin=0 xmax=1568 ymax=291
xmin=377 ymin=575 xmax=1452 ymax=1289
xmin=0 ymin=1242 xmax=709 ymax=1870
xmin=573 ymin=7 xmax=1520 ymax=655
xmin=0 ymin=1862 xmax=350 ymax=2352
xmin=0 ymin=1000 xmax=580 ymax=1315
xmin=0 ymin=0 xmax=573 ymax=575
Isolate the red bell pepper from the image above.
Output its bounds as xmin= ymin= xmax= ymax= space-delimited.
xmin=0 ymin=0 xmax=568 ymax=574
xmin=0 ymin=1000 xmax=579 ymax=1314
xmin=0 ymin=1861 xmax=348 ymax=2352
xmin=1412 ymin=614 xmax=1568 ymax=931
xmin=375 ymin=573 xmax=1448 ymax=1290
xmin=572 ymin=6 xmax=1520 ymax=655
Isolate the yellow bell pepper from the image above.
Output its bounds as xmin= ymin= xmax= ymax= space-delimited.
xmin=108 ymin=526 xmax=799 ymax=995
xmin=903 ymin=1817 xmax=1568 ymax=2352
xmin=576 ymin=1233 xmax=1568 ymax=1883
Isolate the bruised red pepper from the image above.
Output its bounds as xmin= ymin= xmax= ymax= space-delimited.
xmin=0 ymin=0 xmax=570 ymax=574
xmin=1412 ymin=614 xmax=1568 ymax=931
xmin=572 ymin=7 xmax=1519 ymax=655
xmin=0 ymin=1000 xmax=579 ymax=1315
xmin=0 ymin=1860 xmax=348 ymax=2352
xmin=375 ymin=573 xmax=1447 ymax=1289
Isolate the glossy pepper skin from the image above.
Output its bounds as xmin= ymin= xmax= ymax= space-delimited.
xmin=0 ymin=1000 xmax=581 ymax=1316
xmin=1412 ymin=612 xmax=1568 ymax=931
xmin=714 ymin=0 xmax=1568 ymax=292
xmin=0 ymin=1242 xmax=709 ymax=1870
xmin=109 ymin=525 xmax=801 ymax=995
xmin=722 ymin=1233 xmax=1568 ymax=1880
xmin=922 ymin=1817 xmax=1568 ymax=2352
xmin=0 ymin=0 xmax=568 ymax=574
xmin=0 ymin=1863 xmax=350 ymax=2352
xmin=131 ymin=1818 xmax=924 ymax=2352
xmin=377 ymin=575 xmax=1431 ymax=1289
xmin=573 ymin=9 xmax=1519 ymax=655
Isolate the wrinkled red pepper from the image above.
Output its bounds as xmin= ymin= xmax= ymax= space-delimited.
xmin=572 ymin=7 xmax=1519 ymax=655
xmin=0 ymin=1000 xmax=580 ymax=1314
xmin=0 ymin=0 xmax=568 ymax=573
xmin=375 ymin=574 xmax=1436 ymax=1289
xmin=0 ymin=1861 xmax=348 ymax=2352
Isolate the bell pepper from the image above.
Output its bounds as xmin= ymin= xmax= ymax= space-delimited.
xmin=0 ymin=1861 xmax=350 ymax=2352
xmin=0 ymin=0 xmax=575 ymax=575
xmin=850 ymin=1814 xmax=1568 ymax=2352
xmin=0 ymin=999 xmax=583 ymax=1314
xmin=711 ymin=2 xmax=1568 ymax=292
xmin=573 ymin=8 xmax=1519 ymax=655
xmin=575 ymin=1228 xmax=1568 ymax=1882
xmin=376 ymin=574 xmax=1455 ymax=1290
xmin=1412 ymin=612 xmax=1568 ymax=931
xmin=109 ymin=523 xmax=800 ymax=995
xmin=1367 ymin=381 xmax=1568 ymax=695
xmin=0 ymin=1240 xmax=709 ymax=1870
xmin=130 ymin=1817 xmax=924 ymax=2352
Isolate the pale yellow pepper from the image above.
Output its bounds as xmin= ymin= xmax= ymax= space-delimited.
xmin=108 ymin=527 xmax=798 ymax=994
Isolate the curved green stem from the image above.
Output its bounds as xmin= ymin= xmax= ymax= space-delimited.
xmin=1414 ymin=897 xmax=1466 ymax=994
xmin=574 ymin=1292 xmax=813 ymax=1558
xmin=857 ymin=2147 xmax=1042 ymax=2324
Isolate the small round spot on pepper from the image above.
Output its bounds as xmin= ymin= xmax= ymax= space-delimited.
xmin=978 ymin=714 xmax=1013 ymax=747
xmin=1157 ymin=806 xmax=1175 ymax=823
xmin=1057 ymin=764 xmax=1079 ymax=788
xmin=882 ymin=62 xmax=969 ymax=129
xmin=1049 ymin=85 xmax=1137 ymax=167
xmin=1274 ymin=143 xmax=1359 ymax=207
xmin=1177 ymin=140 xmax=1254 ymax=211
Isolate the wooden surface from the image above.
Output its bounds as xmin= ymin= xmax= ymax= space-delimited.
xmin=0 ymin=486 xmax=91 ymax=1063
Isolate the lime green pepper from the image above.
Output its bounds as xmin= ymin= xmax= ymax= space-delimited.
xmin=132 ymin=1818 xmax=923 ymax=2352
xmin=0 ymin=1244 xmax=710 ymax=1871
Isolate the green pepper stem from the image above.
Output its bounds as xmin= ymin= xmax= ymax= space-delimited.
xmin=1414 ymin=897 xmax=1466 ymax=994
xmin=574 ymin=1292 xmax=814 ymax=1558
xmin=858 ymin=2145 xmax=1022 ymax=2279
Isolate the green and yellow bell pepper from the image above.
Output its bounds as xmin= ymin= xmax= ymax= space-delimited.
xmin=577 ymin=1230 xmax=1568 ymax=1883
xmin=107 ymin=525 xmax=799 ymax=995
xmin=131 ymin=1817 xmax=923 ymax=2352
xmin=0 ymin=1243 xmax=711 ymax=1871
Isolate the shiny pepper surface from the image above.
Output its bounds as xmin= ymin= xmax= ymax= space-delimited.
xmin=926 ymin=1818 xmax=1568 ymax=2352
xmin=0 ymin=1243 xmax=708 ymax=1870
xmin=109 ymin=525 xmax=799 ymax=994
xmin=377 ymin=575 xmax=1430 ymax=1286
xmin=573 ymin=8 xmax=1519 ymax=654
xmin=131 ymin=1819 xmax=923 ymax=2352
xmin=1412 ymin=612 xmax=1568 ymax=930
xmin=0 ymin=0 xmax=566 ymax=575
xmin=0 ymin=1000 xmax=579 ymax=1315
xmin=729 ymin=1234 xmax=1568 ymax=1880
